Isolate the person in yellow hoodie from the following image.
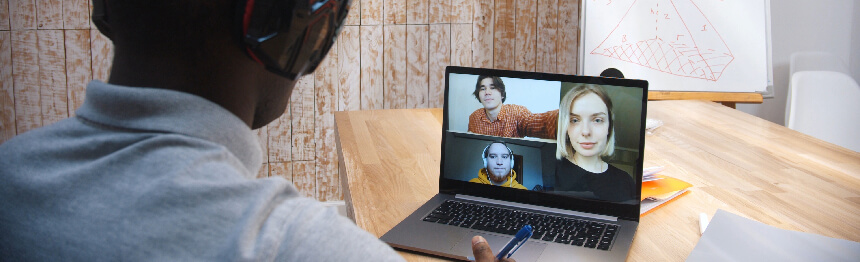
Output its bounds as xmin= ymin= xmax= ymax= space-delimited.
xmin=470 ymin=141 xmax=528 ymax=189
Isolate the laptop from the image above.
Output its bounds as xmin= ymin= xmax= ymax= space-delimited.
xmin=380 ymin=66 xmax=648 ymax=261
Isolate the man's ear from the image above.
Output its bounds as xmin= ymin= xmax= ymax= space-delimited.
xmin=92 ymin=0 xmax=113 ymax=39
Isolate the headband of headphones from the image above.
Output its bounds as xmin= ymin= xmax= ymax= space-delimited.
xmin=91 ymin=0 xmax=351 ymax=80
xmin=482 ymin=141 xmax=514 ymax=169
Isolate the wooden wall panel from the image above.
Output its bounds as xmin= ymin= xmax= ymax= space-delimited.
xmin=493 ymin=0 xmax=516 ymax=70
xmin=0 ymin=31 xmax=13 ymax=143
xmin=291 ymin=75 xmax=315 ymax=161
xmin=428 ymin=0 xmax=451 ymax=24
xmin=64 ymin=0 xmax=90 ymax=30
xmin=37 ymin=30 xmax=66 ymax=126
xmin=338 ymin=26 xmax=360 ymax=111
xmin=1 ymin=0 xmax=10 ymax=30
xmin=36 ymin=0 xmax=62 ymax=30
xmin=384 ymin=0 xmax=406 ymax=24
xmin=451 ymin=0 xmax=473 ymax=24
xmin=11 ymin=30 xmax=40 ymax=134
xmin=515 ymin=0 xmax=537 ymax=72
xmin=360 ymin=25 xmax=383 ymax=110
xmin=268 ymin=106 xmax=291 ymax=162
xmin=256 ymin=163 xmax=270 ymax=179
xmin=536 ymin=0 xmax=558 ymax=74
xmin=383 ymin=24 xmax=406 ymax=109
xmin=89 ymin=29 xmax=112 ymax=81
xmin=472 ymin=0 xmax=493 ymax=68
xmin=557 ymin=0 xmax=579 ymax=75
xmin=344 ymin=0 xmax=360 ymax=25
xmin=407 ymin=0 xmax=428 ymax=24
xmin=450 ymin=23 xmax=472 ymax=67
xmin=406 ymin=24 xmax=428 ymax=109
xmin=0 ymin=0 xmax=584 ymax=202
xmin=428 ymin=24 xmax=449 ymax=108
xmin=65 ymin=29 xmax=90 ymax=114
xmin=9 ymin=0 xmax=36 ymax=30
xmin=292 ymin=161 xmax=316 ymax=198
xmin=315 ymin=42 xmax=340 ymax=201
xmin=270 ymin=162 xmax=292 ymax=183
xmin=361 ymin=0 xmax=383 ymax=25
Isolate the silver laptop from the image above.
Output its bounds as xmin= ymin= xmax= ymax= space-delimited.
xmin=380 ymin=66 xmax=649 ymax=261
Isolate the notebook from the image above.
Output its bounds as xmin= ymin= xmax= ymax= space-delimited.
xmin=380 ymin=66 xmax=649 ymax=262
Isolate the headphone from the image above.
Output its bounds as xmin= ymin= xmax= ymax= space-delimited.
xmin=91 ymin=0 xmax=351 ymax=80
xmin=482 ymin=141 xmax=515 ymax=169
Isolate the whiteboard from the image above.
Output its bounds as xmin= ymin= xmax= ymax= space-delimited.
xmin=580 ymin=0 xmax=772 ymax=93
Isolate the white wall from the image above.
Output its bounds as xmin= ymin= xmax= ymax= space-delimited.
xmin=736 ymin=0 xmax=858 ymax=126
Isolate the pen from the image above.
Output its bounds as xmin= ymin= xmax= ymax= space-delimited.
xmin=496 ymin=225 xmax=533 ymax=260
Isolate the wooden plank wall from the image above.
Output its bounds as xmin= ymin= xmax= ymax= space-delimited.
xmin=0 ymin=0 xmax=580 ymax=202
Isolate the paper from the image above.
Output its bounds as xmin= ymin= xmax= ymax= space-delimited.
xmin=686 ymin=209 xmax=860 ymax=262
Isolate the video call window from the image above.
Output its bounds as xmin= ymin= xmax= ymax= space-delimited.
xmin=443 ymin=73 xmax=644 ymax=204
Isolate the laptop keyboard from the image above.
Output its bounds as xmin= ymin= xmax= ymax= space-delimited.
xmin=423 ymin=200 xmax=619 ymax=250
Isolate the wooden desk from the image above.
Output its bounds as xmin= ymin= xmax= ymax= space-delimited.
xmin=334 ymin=100 xmax=860 ymax=261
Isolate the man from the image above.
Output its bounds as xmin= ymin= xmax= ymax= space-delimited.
xmin=0 ymin=1 xmax=509 ymax=261
xmin=467 ymin=76 xmax=557 ymax=139
xmin=470 ymin=142 xmax=527 ymax=189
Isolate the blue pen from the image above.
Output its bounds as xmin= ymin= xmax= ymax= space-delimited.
xmin=496 ymin=225 xmax=533 ymax=260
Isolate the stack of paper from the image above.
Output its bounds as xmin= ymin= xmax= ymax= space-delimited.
xmin=640 ymin=167 xmax=692 ymax=216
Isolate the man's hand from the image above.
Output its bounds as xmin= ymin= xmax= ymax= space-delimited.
xmin=471 ymin=236 xmax=516 ymax=262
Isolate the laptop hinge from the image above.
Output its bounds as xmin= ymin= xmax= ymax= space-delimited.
xmin=455 ymin=194 xmax=618 ymax=222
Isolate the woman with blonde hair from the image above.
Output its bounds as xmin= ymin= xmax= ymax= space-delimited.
xmin=553 ymin=84 xmax=635 ymax=202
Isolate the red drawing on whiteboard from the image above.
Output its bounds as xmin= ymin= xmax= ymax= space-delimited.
xmin=590 ymin=0 xmax=733 ymax=82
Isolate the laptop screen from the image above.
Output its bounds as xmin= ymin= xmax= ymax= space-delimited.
xmin=440 ymin=66 xmax=648 ymax=220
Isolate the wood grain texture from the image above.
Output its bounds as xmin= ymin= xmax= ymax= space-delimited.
xmin=344 ymin=0 xmax=360 ymax=25
xmin=648 ymin=91 xmax=764 ymax=104
xmin=428 ymin=24 xmax=449 ymax=108
xmin=315 ymin=41 xmax=341 ymax=201
xmin=268 ymin=104 xmax=291 ymax=162
xmin=255 ymin=126 xmax=268 ymax=164
xmin=37 ymin=30 xmax=67 ymax=126
xmin=65 ymin=29 xmax=91 ymax=114
xmin=256 ymin=163 xmax=269 ymax=178
xmin=338 ymin=26 xmax=360 ymax=111
xmin=536 ymin=0 xmax=558 ymax=73
xmin=89 ymin=29 xmax=112 ymax=82
xmin=360 ymin=25 xmax=383 ymax=110
xmin=384 ymin=0 xmax=406 ymax=24
xmin=406 ymin=0 xmax=427 ymax=24
xmin=383 ymin=24 xmax=406 ymax=109
xmin=492 ymin=0 xmax=515 ymax=70
xmin=0 ymin=0 xmax=10 ymax=30
xmin=515 ymin=0 xmax=537 ymax=72
xmin=291 ymin=75 xmax=315 ymax=161
xmin=450 ymin=0 xmax=472 ymax=24
xmin=36 ymin=0 xmax=62 ymax=29
xmin=336 ymin=102 xmax=860 ymax=261
xmin=12 ymin=30 xmax=40 ymax=134
xmin=63 ymin=0 xmax=90 ymax=29
xmin=557 ymin=0 xmax=579 ymax=75
xmin=270 ymin=162 xmax=292 ymax=183
xmin=361 ymin=0 xmax=383 ymax=25
xmin=0 ymin=31 xmax=13 ymax=143
xmin=428 ymin=0 xmax=450 ymax=24
xmin=293 ymin=161 xmax=316 ymax=198
xmin=406 ymin=24 xmax=428 ymax=109
xmin=450 ymin=23 xmax=472 ymax=67
xmin=471 ymin=0 xmax=493 ymax=68
xmin=9 ymin=0 xmax=36 ymax=30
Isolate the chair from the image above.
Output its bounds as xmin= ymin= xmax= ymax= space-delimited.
xmin=786 ymin=70 xmax=860 ymax=152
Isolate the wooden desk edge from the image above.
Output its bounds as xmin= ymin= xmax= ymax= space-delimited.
xmin=648 ymin=91 xmax=764 ymax=109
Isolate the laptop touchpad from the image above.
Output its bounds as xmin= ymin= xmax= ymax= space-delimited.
xmin=452 ymin=232 xmax=546 ymax=262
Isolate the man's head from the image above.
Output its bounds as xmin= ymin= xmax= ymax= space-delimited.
xmin=472 ymin=76 xmax=507 ymax=111
xmin=482 ymin=142 xmax=514 ymax=183
xmin=92 ymin=0 xmax=349 ymax=129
